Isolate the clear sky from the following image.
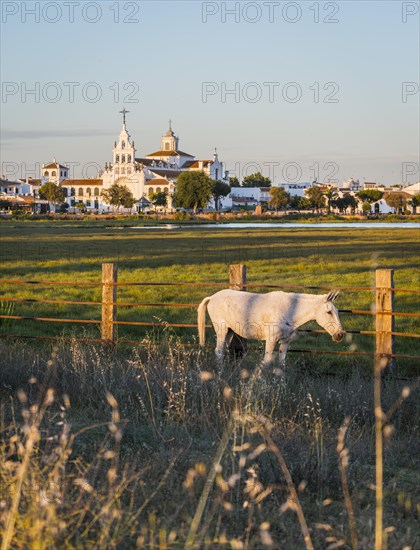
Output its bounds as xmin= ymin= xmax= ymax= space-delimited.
xmin=1 ymin=0 xmax=419 ymax=184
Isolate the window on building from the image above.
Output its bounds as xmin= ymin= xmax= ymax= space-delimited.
xmin=165 ymin=143 xmax=170 ymax=150
xmin=122 ymin=141 xmax=125 ymax=149
xmin=121 ymin=168 xmax=125 ymax=174
xmin=44 ymin=171 xmax=49 ymax=176
xmin=78 ymin=188 xmax=83 ymax=196
xmin=122 ymin=155 xmax=125 ymax=163
xmin=215 ymin=168 xmax=219 ymax=180
xmin=52 ymin=171 xmax=56 ymax=176
xmin=127 ymin=167 xmax=132 ymax=174
xmin=116 ymin=155 xmax=120 ymax=163
xmin=148 ymin=188 xmax=153 ymax=196
xmin=164 ymin=187 xmax=168 ymax=193
xmin=94 ymin=187 xmax=99 ymax=196
xmin=127 ymin=155 xmax=131 ymax=163
xmin=86 ymin=187 xmax=91 ymax=196
xmin=156 ymin=187 xmax=161 ymax=193
xmin=71 ymin=188 xmax=75 ymax=196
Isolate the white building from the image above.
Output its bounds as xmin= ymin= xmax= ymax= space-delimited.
xmin=41 ymin=160 xmax=69 ymax=185
xmin=341 ymin=178 xmax=361 ymax=192
xmin=228 ymin=187 xmax=272 ymax=209
xmin=403 ymin=182 xmax=420 ymax=195
xmin=0 ymin=178 xmax=32 ymax=196
xmin=58 ymin=111 xmax=229 ymax=213
xmin=273 ymin=182 xmax=315 ymax=197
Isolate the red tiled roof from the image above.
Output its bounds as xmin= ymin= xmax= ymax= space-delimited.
xmin=43 ymin=162 xmax=69 ymax=169
xmin=61 ymin=179 xmax=103 ymax=186
xmin=150 ymin=169 xmax=182 ymax=178
xmin=22 ymin=178 xmax=42 ymax=185
xmin=146 ymin=149 xmax=195 ymax=158
xmin=145 ymin=178 xmax=170 ymax=186
xmin=185 ymin=160 xmax=211 ymax=169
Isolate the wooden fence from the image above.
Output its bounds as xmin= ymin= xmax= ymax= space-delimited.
xmin=0 ymin=265 xmax=419 ymax=368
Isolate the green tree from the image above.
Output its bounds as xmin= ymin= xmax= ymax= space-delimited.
xmin=59 ymin=202 xmax=70 ymax=214
xmin=269 ymin=187 xmax=290 ymax=212
xmin=38 ymin=181 xmax=66 ymax=213
xmin=357 ymin=189 xmax=384 ymax=204
xmin=331 ymin=194 xmax=358 ymax=214
xmin=242 ymin=172 xmax=271 ymax=188
xmin=150 ymin=191 xmax=168 ymax=212
xmin=212 ymin=180 xmax=231 ymax=211
xmin=120 ymin=187 xmax=136 ymax=211
xmin=289 ymin=195 xmax=311 ymax=211
xmin=385 ymin=193 xmax=407 ymax=214
xmin=229 ymin=176 xmax=241 ymax=187
xmin=0 ymin=199 xmax=13 ymax=211
xmin=305 ymin=186 xmax=326 ymax=212
xmin=344 ymin=194 xmax=358 ymax=214
xmin=409 ymin=193 xmax=420 ymax=212
xmin=173 ymin=171 xmax=214 ymax=214
xmin=362 ymin=202 xmax=371 ymax=214
xmin=101 ymin=183 xmax=135 ymax=212
xmin=323 ymin=188 xmax=338 ymax=214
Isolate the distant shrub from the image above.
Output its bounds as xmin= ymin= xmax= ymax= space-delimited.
xmin=174 ymin=211 xmax=192 ymax=221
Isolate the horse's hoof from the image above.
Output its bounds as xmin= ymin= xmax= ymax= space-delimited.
xmin=273 ymin=367 xmax=285 ymax=379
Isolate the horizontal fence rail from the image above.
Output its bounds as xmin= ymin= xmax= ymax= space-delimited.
xmin=1 ymin=264 xmax=419 ymax=370
xmin=1 ymin=297 xmax=420 ymax=318
xmin=1 ymin=316 xmax=418 ymax=339
xmin=1 ymin=278 xmax=419 ymax=294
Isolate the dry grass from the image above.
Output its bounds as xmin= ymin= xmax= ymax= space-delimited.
xmin=1 ymin=339 xmax=419 ymax=549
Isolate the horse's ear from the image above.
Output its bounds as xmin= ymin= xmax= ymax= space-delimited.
xmin=325 ymin=290 xmax=340 ymax=302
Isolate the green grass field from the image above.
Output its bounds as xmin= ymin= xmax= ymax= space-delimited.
xmin=1 ymin=220 xmax=419 ymax=548
xmin=1 ymin=220 xmax=419 ymax=370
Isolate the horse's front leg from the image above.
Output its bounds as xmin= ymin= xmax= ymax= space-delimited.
xmin=274 ymin=341 xmax=289 ymax=379
xmin=262 ymin=339 xmax=276 ymax=367
xmin=278 ymin=341 xmax=289 ymax=367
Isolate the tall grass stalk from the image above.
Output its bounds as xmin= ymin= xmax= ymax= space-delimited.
xmin=184 ymin=417 xmax=235 ymax=550
xmin=259 ymin=423 xmax=314 ymax=550
xmin=374 ymin=356 xmax=387 ymax=550
xmin=337 ymin=416 xmax=358 ymax=550
xmin=1 ymin=339 xmax=419 ymax=548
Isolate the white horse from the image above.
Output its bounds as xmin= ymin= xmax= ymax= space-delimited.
xmin=197 ymin=289 xmax=345 ymax=367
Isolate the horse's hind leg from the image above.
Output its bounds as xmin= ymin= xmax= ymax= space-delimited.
xmin=214 ymin=322 xmax=229 ymax=364
xmin=226 ymin=329 xmax=247 ymax=360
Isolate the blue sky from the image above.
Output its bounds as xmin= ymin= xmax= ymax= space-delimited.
xmin=1 ymin=0 xmax=419 ymax=184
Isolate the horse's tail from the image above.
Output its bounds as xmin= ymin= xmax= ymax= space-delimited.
xmin=197 ymin=296 xmax=211 ymax=347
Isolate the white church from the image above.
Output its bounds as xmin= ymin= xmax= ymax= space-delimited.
xmin=43 ymin=110 xmax=229 ymax=212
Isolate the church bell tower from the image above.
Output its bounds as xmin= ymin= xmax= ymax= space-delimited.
xmin=112 ymin=108 xmax=136 ymax=179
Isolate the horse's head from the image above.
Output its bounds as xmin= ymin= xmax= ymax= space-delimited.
xmin=315 ymin=290 xmax=345 ymax=343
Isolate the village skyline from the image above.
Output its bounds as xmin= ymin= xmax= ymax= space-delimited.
xmin=1 ymin=1 xmax=419 ymax=185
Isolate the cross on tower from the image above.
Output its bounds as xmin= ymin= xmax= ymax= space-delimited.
xmin=168 ymin=118 xmax=172 ymax=130
xmin=119 ymin=108 xmax=130 ymax=126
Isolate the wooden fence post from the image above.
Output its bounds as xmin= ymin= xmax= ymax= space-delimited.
xmin=102 ymin=263 xmax=118 ymax=344
xmin=229 ymin=264 xmax=247 ymax=291
xmin=375 ymin=269 xmax=395 ymax=374
xmin=228 ymin=264 xmax=247 ymax=356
